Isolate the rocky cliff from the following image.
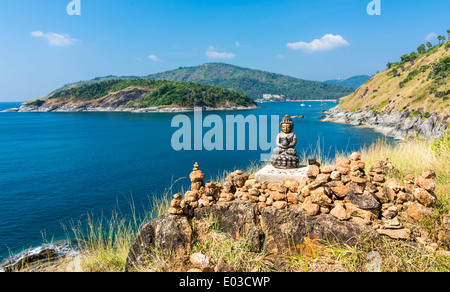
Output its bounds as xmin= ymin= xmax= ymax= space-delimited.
xmin=323 ymin=106 xmax=449 ymax=141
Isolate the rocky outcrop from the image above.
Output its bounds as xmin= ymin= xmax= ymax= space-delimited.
xmin=323 ymin=106 xmax=449 ymax=141
xmin=260 ymin=207 xmax=374 ymax=256
xmin=126 ymin=156 xmax=443 ymax=271
xmin=126 ymin=213 xmax=192 ymax=269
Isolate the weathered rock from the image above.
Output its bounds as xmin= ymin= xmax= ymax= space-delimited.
xmin=407 ymin=202 xmax=431 ymax=221
xmin=372 ymin=174 xmax=385 ymax=183
xmin=350 ymin=152 xmax=361 ymax=161
xmin=377 ymin=228 xmax=411 ymax=240
xmin=126 ymin=213 xmax=193 ymax=269
xmin=382 ymin=206 xmax=398 ymax=219
xmin=310 ymin=187 xmax=332 ymax=207
xmin=330 ymin=204 xmax=351 ymax=221
xmin=233 ymin=175 xmax=246 ymax=188
xmin=421 ymin=170 xmax=436 ymax=180
xmin=190 ymin=167 xmax=205 ymax=183
xmin=404 ymin=174 xmax=416 ymax=185
xmin=383 ymin=217 xmax=403 ymax=229
xmin=413 ymin=188 xmax=437 ymax=207
xmin=396 ymin=191 xmax=413 ymax=204
xmin=321 ymin=165 xmax=335 ymax=174
xmin=307 ymin=165 xmax=320 ymax=178
xmin=330 ymin=171 xmax=341 ymax=181
xmin=269 ymin=190 xmax=287 ymax=201
xmin=328 ymin=181 xmax=348 ymax=198
xmin=345 ymin=202 xmax=380 ymax=220
xmin=190 ymin=253 xmax=215 ymax=272
xmin=350 ymin=175 xmax=367 ymax=184
xmin=260 ymin=207 xmax=375 ymax=256
xmin=348 ymin=182 xmax=365 ymax=194
xmin=273 ymin=201 xmax=287 ymax=209
xmin=415 ymin=176 xmax=436 ymax=192
xmin=383 ymin=185 xmax=398 ymax=202
xmin=194 ymin=201 xmax=263 ymax=251
xmin=303 ymin=198 xmax=320 ymax=216
xmin=309 ymin=173 xmax=330 ymax=188
xmin=287 ymin=192 xmax=299 ymax=205
xmin=347 ymin=190 xmax=381 ymax=210
xmin=283 ymin=178 xmax=299 ymax=193
xmin=350 ymin=160 xmax=365 ymax=170
xmin=336 ymin=166 xmax=350 ymax=175
xmin=267 ymin=182 xmax=288 ymax=194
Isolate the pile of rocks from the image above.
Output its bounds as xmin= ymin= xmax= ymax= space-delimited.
xmin=167 ymin=154 xmax=443 ymax=242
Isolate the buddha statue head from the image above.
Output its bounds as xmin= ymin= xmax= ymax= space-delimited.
xmin=280 ymin=115 xmax=294 ymax=134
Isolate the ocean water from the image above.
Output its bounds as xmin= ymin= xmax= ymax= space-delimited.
xmin=0 ymin=102 xmax=394 ymax=259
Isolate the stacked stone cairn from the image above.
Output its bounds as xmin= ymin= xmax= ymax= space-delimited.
xmin=169 ymin=157 xmax=443 ymax=241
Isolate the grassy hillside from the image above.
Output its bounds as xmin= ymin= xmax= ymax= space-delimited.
xmin=28 ymin=79 xmax=256 ymax=108
xmin=337 ymin=41 xmax=450 ymax=118
xmin=146 ymin=63 xmax=354 ymax=100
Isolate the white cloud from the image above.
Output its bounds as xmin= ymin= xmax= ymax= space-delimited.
xmin=148 ymin=54 xmax=163 ymax=62
xmin=31 ymin=31 xmax=78 ymax=47
xmin=276 ymin=54 xmax=286 ymax=59
xmin=287 ymin=34 xmax=349 ymax=52
xmin=235 ymin=41 xmax=241 ymax=47
xmin=206 ymin=46 xmax=235 ymax=59
xmin=425 ymin=32 xmax=438 ymax=42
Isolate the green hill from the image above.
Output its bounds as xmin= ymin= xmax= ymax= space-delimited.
xmin=146 ymin=63 xmax=354 ymax=100
xmin=35 ymin=63 xmax=354 ymax=102
xmin=325 ymin=75 xmax=372 ymax=89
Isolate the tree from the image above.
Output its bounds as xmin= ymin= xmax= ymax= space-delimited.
xmin=447 ymin=29 xmax=450 ymax=40
xmin=401 ymin=54 xmax=411 ymax=63
xmin=438 ymin=35 xmax=446 ymax=44
xmin=417 ymin=44 xmax=426 ymax=54
xmin=392 ymin=68 xmax=398 ymax=77
xmin=386 ymin=62 xmax=393 ymax=69
xmin=427 ymin=42 xmax=432 ymax=49
xmin=420 ymin=65 xmax=429 ymax=80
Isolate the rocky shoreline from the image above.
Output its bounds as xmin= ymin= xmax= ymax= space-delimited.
xmin=322 ymin=106 xmax=449 ymax=141
xmin=1 ymin=104 xmax=259 ymax=113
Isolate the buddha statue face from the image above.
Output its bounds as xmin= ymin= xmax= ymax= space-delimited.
xmin=280 ymin=115 xmax=294 ymax=134
xmin=280 ymin=122 xmax=293 ymax=134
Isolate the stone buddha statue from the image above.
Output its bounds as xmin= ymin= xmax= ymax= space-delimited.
xmin=271 ymin=115 xmax=300 ymax=169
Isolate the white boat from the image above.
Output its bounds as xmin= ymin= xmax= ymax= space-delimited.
xmin=300 ymin=104 xmax=305 ymax=107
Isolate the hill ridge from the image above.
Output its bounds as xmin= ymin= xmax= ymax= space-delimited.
xmin=33 ymin=63 xmax=354 ymax=103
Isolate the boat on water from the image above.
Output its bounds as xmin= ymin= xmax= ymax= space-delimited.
xmin=300 ymin=104 xmax=305 ymax=107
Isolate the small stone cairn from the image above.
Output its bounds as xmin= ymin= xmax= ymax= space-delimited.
xmin=168 ymin=157 xmax=444 ymax=241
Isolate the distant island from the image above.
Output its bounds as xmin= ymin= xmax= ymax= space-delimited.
xmin=325 ymin=75 xmax=372 ymax=89
xmin=13 ymin=79 xmax=258 ymax=113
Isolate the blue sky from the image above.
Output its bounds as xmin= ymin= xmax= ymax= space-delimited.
xmin=0 ymin=0 xmax=449 ymax=101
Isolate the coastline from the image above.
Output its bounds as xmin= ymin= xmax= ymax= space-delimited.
xmin=322 ymin=105 xmax=449 ymax=141
xmin=1 ymin=104 xmax=260 ymax=113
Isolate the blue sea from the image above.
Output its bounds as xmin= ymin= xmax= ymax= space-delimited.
xmin=0 ymin=101 xmax=394 ymax=260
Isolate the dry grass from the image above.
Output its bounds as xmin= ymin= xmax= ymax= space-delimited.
xmin=339 ymin=41 xmax=450 ymax=117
